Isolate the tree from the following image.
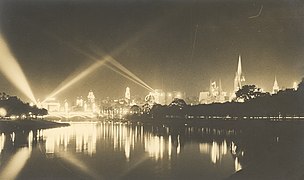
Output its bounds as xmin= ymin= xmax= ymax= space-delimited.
xmin=130 ymin=105 xmax=140 ymax=114
xmin=298 ymin=78 xmax=304 ymax=91
xmin=169 ymin=98 xmax=187 ymax=108
xmin=235 ymin=85 xmax=269 ymax=102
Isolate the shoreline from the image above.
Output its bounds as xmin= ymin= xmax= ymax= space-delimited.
xmin=0 ymin=119 xmax=70 ymax=133
xmin=112 ymin=117 xmax=304 ymax=130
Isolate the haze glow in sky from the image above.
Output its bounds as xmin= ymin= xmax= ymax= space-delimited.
xmin=0 ymin=0 xmax=303 ymax=101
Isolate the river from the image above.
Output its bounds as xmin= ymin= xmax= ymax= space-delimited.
xmin=1 ymin=120 xmax=304 ymax=179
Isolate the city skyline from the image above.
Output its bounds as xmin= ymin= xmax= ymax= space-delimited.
xmin=0 ymin=0 xmax=303 ymax=102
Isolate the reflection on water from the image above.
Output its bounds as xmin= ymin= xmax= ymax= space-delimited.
xmin=1 ymin=121 xmax=304 ymax=179
xmin=0 ymin=147 xmax=31 ymax=179
xmin=199 ymin=140 xmax=228 ymax=164
xmin=44 ymin=123 xmax=97 ymax=155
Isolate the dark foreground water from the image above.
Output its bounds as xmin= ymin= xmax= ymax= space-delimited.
xmin=1 ymin=120 xmax=304 ymax=180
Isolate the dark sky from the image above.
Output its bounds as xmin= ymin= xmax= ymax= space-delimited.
xmin=0 ymin=0 xmax=303 ymax=101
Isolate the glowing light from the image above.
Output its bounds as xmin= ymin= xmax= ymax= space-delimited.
xmin=199 ymin=140 xmax=229 ymax=164
xmin=0 ymin=34 xmax=36 ymax=104
xmin=0 ymin=133 xmax=5 ymax=155
xmin=43 ymin=59 xmax=108 ymax=102
xmin=60 ymin=152 xmax=101 ymax=179
xmin=106 ymin=65 xmax=153 ymax=92
xmin=0 ymin=107 xmax=7 ymax=117
xmin=168 ymin=135 xmax=172 ymax=159
xmin=293 ymin=82 xmax=298 ymax=90
xmin=211 ymin=141 xmax=220 ymax=164
xmin=235 ymin=157 xmax=242 ymax=171
xmin=0 ymin=147 xmax=31 ymax=179
xmin=125 ymin=138 xmax=131 ymax=161
xmin=106 ymin=57 xmax=154 ymax=91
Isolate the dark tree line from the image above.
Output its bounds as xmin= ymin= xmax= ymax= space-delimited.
xmin=0 ymin=94 xmax=47 ymax=117
xmin=129 ymin=78 xmax=304 ymax=119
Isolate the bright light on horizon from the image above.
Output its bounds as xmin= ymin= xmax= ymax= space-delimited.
xmin=0 ymin=34 xmax=37 ymax=104
xmin=42 ymin=58 xmax=108 ymax=103
xmin=106 ymin=64 xmax=153 ymax=92
xmin=42 ymin=26 xmax=156 ymax=101
xmin=106 ymin=57 xmax=154 ymax=92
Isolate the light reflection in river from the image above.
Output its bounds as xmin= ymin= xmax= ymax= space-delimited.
xmin=199 ymin=140 xmax=229 ymax=165
xmin=0 ymin=121 xmax=259 ymax=179
xmin=0 ymin=147 xmax=31 ymax=179
xmin=0 ymin=133 xmax=4 ymax=156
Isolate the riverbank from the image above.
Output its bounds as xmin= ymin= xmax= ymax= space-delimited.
xmin=0 ymin=119 xmax=69 ymax=133
xmin=119 ymin=117 xmax=304 ymax=130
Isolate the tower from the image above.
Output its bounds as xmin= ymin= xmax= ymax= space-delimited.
xmin=87 ymin=90 xmax=95 ymax=103
xmin=234 ymin=55 xmax=245 ymax=92
xmin=125 ymin=87 xmax=131 ymax=100
xmin=272 ymin=76 xmax=279 ymax=94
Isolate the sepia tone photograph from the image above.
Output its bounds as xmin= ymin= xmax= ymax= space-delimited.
xmin=0 ymin=0 xmax=304 ymax=179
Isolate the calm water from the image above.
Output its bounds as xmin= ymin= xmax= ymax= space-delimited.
xmin=1 ymin=120 xmax=304 ymax=180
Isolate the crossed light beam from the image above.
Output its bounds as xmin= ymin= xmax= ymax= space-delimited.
xmin=43 ymin=34 xmax=156 ymax=102
xmin=42 ymin=58 xmax=109 ymax=103
xmin=42 ymin=7 xmax=186 ymax=101
xmin=0 ymin=34 xmax=37 ymax=104
xmin=42 ymin=40 xmax=154 ymax=103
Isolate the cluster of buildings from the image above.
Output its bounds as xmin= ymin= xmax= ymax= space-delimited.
xmin=145 ymin=89 xmax=185 ymax=105
xmin=39 ymin=55 xmax=298 ymax=115
xmin=198 ymin=55 xmax=296 ymax=104
xmin=199 ymin=55 xmax=245 ymax=104
xmin=39 ymin=90 xmax=99 ymax=113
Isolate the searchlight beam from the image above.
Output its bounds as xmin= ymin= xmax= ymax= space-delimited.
xmin=0 ymin=34 xmax=36 ymax=104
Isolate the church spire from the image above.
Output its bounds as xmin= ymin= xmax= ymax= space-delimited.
xmin=272 ymin=76 xmax=279 ymax=94
xmin=237 ymin=55 xmax=242 ymax=76
xmin=234 ymin=55 xmax=245 ymax=92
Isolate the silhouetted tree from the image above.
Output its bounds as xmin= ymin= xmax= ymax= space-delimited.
xmin=235 ymin=85 xmax=269 ymax=102
xmin=130 ymin=105 xmax=140 ymax=114
xmin=169 ymin=98 xmax=187 ymax=108
xmin=0 ymin=93 xmax=48 ymax=118
xmin=298 ymin=78 xmax=304 ymax=91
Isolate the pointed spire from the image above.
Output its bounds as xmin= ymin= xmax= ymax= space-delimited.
xmin=272 ymin=76 xmax=279 ymax=94
xmin=237 ymin=55 xmax=242 ymax=75
xmin=274 ymin=76 xmax=278 ymax=85
xmin=234 ymin=54 xmax=245 ymax=93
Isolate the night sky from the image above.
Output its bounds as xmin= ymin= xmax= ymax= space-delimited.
xmin=0 ymin=0 xmax=303 ymax=101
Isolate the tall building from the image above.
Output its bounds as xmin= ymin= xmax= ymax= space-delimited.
xmin=76 ymin=96 xmax=84 ymax=107
xmin=125 ymin=87 xmax=131 ymax=100
xmin=234 ymin=55 xmax=245 ymax=92
xmin=87 ymin=90 xmax=95 ymax=103
xmin=199 ymin=80 xmax=228 ymax=104
xmin=272 ymin=76 xmax=280 ymax=94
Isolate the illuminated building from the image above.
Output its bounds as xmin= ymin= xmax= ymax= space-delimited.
xmin=64 ymin=100 xmax=69 ymax=112
xmin=272 ymin=76 xmax=280 ymax=94
xmin=234 ymin=55 xmax=245 ymax=93
xmin=148 ymin=89 xmax=165 ymax=105
xmin=41 ymin=97 xmax=60 ymax=112
xmin=76 ymin=96 xmax=84 ymax=107
xmin=166 ymin=91 xmax=185 ymax=104
xmin=73 ymin=91 xmax=98 ymax=113
xmin=125 ymin=87 xmax=130 ymax=102
xmin=199 ymin=80 xmax=228 ymax=104
xmin=87 ymin=90 xmax=95 ymax=103
xmin=144 ymin=90 xmax=185 ymax=105
xmin=86 ymin=90 xmax=98 ymax=112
